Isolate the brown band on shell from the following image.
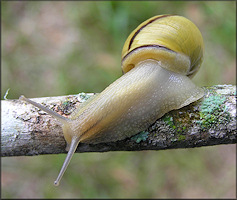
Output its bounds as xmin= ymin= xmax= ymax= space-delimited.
xmin=128 ymin=14 xmax=175 ymax=50
xmin=122 ymin=44 xmax=175 ymax=63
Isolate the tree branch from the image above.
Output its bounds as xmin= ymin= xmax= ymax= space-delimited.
xmin=1 ymin=85 xmax=236 ymax=157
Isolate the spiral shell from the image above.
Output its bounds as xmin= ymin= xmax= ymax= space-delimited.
xmin=121 ymin=15 xmax=204 ymax=78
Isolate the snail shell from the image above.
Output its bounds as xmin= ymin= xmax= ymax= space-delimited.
xmin=122 ymin=15 xmax=204 ymax=78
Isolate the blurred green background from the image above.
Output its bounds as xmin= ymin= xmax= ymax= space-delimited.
xmin=1 ymin=1 xmax=236 ymax=198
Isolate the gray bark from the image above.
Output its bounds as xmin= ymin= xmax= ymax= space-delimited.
xmin=1 ymin=85 xmax=236 ymax=157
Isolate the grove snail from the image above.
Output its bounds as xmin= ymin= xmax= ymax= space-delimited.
xmin=20 ymin=14 xmax=204 ymax=186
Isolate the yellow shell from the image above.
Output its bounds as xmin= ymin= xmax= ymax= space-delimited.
xmin=121 ymin=14 xmax=204 ymax=78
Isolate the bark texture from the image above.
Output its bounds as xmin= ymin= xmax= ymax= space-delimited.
xmin=1 ymin=85 xmax=236 ymax=157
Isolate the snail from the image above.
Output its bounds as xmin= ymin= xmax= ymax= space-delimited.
xmin=19 ymin=14 xmax=204 ymax=186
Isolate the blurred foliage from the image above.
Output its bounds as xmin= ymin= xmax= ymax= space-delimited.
xmin=2 ymin=1 xmax=236 ymax=99
xmin=1 ymin=1 xmax=236 ymax=198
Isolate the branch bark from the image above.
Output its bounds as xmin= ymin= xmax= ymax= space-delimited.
xmin=1 ymin=85 xmax=236 ymax=157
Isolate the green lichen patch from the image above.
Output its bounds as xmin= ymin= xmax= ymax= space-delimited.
xmin=78 ymin=92 xmax=93 ymax=102
xmin=162 ymin=113 xmax=188 ymax=142
xmin=131 ymin=131 xmax=149 ymax=143
xmin=177 ymin=134 xmax=186 ymax=141
xmin=197 ymin=94 xmax=230 ymax=130
xmin=62 ymin=100 xmax=70 ymax=107
xmin=163 ymin=115 xmax=175 ymax=129
xmin=59 ymin=99 xmax=75 ymax=115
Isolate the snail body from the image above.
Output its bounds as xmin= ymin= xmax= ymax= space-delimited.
xmin=20 ymin=14 xmax=204 ymax=186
